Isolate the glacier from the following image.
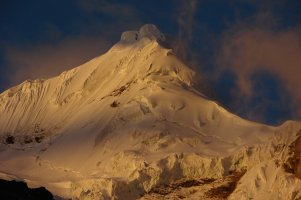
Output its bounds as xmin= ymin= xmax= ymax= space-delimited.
xmin=0 ymin=24 xmax=300 ymax=200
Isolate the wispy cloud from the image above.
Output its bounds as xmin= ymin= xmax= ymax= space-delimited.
xmin=218 ymin=25 xmax=301 ymax=119
xmin=174 ymin=0 xmax=198 ymax=61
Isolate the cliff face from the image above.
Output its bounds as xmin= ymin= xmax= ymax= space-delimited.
xmin=296 ymin=134 xmax=301 ymax=178
xmin=283 ymin=131 xmax=301 ymax=178
xmin=0 ymin=24 xmax=301 ymax=199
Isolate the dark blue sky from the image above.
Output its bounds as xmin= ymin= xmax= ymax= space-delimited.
xmin=0 ymin=0 xmax=300 ymax=125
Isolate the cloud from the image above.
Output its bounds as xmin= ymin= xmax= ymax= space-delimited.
xmin=177 ymin=0 xmax=198 ymax=41
xmin=3 ymin=34 xmax=111 ymax=87
xmin=218 ymin=26 xmax=301 ymax=119
xmin=174 ymin=0 xmax=198 ymax=60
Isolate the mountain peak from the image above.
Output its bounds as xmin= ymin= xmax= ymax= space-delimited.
xmin=120 ymin=24 xmax=165 ymax=44
xmin=1 ymin=24 xmax=301 ymax=200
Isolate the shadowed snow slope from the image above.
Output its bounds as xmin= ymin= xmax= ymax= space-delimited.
xmin=0 ymin=24 xmax=300 ymax=199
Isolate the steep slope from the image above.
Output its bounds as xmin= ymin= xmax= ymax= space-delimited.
xmin=0 ymin=24 xmax=300 ymax=199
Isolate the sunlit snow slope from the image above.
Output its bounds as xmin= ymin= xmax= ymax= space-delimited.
xmin=0 ymin=24 xmax=300 ymax=200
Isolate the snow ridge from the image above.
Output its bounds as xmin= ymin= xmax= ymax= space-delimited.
xmin=0 ymin=24 xmax=300 ymax=200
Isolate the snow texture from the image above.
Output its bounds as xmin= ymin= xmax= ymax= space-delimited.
xmin=0 ymin=24 xmax=300 ymax=200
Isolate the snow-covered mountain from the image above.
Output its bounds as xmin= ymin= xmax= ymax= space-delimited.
xmin=0 ymin=24 xmax=300 ymax=200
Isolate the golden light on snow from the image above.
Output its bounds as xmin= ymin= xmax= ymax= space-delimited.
xmin=0 ymin=25 xmax=301 ymax=199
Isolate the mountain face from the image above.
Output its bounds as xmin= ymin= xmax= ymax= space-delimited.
xmin=0 ymin=24 xmax=300 ymax=200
